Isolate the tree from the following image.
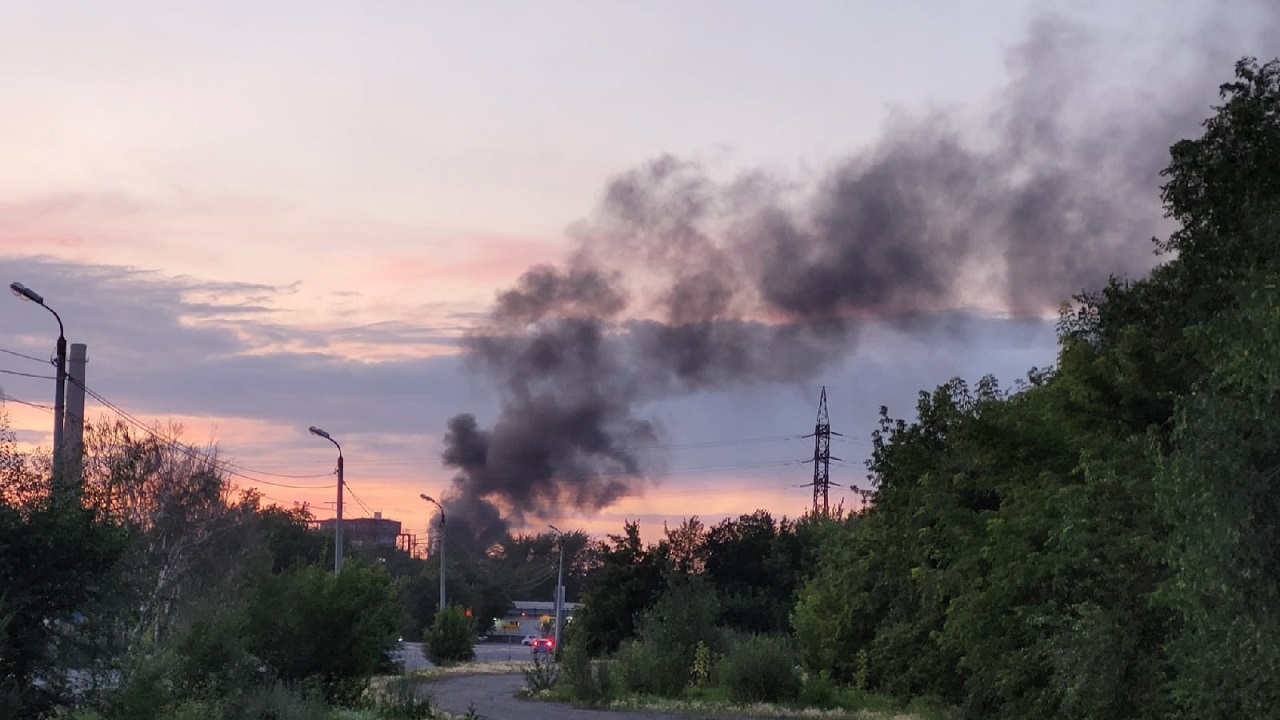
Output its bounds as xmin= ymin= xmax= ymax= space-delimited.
xmin=1161 ymin=58 xmax=1280 ymax=259
xmin=0 ymin=500 xmax=128 ymax=717
xmin=655 ymin=516 xmax=707 ymax=575
xmin=242 ymin=562 xmax=399 ymax=703
xmin=573 ymin=522 xmax=665 ymax=656
xmin=423 ymin=605 xmax=476 ymax=666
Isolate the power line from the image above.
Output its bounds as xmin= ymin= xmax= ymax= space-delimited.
xmin=344 ymin=480 xmax=377 ymax=517
xmin=67 ymin=376 xmax=336 ymax=490
xmin=0 ymin=347 xmax=49 ymax=364
xmin=621 ymin=475 xmax=803 ymax=499
xmin=255 ymin=492 xmax=336 ymax=515
xmin=220 ymin=433 xmax=814 ymax=471
xmin=0 ymin=392 xmax=54 ymax=412
xmin=635 ymin=435 xmax=806 ymax=451
xmin=222 ymin=464 xmax=334 ymax=480
xmin=0 ymin=368 xmax=55 ymax=380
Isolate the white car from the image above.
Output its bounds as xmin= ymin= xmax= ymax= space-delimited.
xmin=521 ymin=635 xmax=540 ymax=646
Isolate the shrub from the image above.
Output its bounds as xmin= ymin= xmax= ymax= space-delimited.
xmin=612 ymin=638 xmax=689 ymax=697
xmin=0 ymin=500 xmax=129 ymax=716
xmin=559 ymin=633 xmax=615 ymax=705
xmin=107 ymin=650 xmax=179 ymax=719
xmin=716 ymin=634 xmax=801 ymax=704
xmin=243 ymin=562 xmax=400 ymax=704
xmin=423 ymin=606 xmax=475 ymax=666
xmin=690 ymin=640 xmax=715 ymax=687
xmin=233 ymin=682 xmax=330 ymax=720
xmin=522 ymin=652 xmax=560 ymax=694
xmin=609 ymin=576 xmax=724 ymax=698
xmin=799 ymin=670 xmax=838 ymax=708
xmin=366 ymin=676 xmax=434 ymax=719
xmin=168 ymin=606 xmax=260 ymax=702
xmin=635 ymin=577 xmax=725 ymax=657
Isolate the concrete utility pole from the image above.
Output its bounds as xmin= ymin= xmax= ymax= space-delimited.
xmin=804 ymin=387 xmax=843 ymax=516
xmin=9 ymin=282 xmax=67 ymax=490
xmin=549 ymin=524 xmax=565 ymax=650
xmin=421 ymin=494 xmax=446 ymax=612
xmin=310 ymin=426 xmax=344 ymax=573
xmin=66 ymin=343 xmax=87 ymax=498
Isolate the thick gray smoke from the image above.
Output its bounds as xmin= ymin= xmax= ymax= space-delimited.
xmin=441 ymin=4 xmax=1280 ymax=544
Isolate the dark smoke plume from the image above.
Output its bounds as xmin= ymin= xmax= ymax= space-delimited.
xmin=440 ymin=4 xmax=1280 ymax=543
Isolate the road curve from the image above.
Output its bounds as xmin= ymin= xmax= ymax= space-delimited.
xmin=423 ymin=673 xmax=743 ymax=720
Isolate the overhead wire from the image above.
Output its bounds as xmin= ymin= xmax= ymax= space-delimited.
xmin=0 ymin=347 xmax=49 ymax=364
xmin=0 ymin=368 xmax=55 ymax=380
xmin=0 ymin=392 xmax=54 ymax=412
xmin=67 ymin=376 xmax=336 ymax=490
xmin=343 ymin=480 xmax=377 ymax=518
xmin=26 ymin=375 xmax=855 ymax=513
xmin=633 ymin=434 xmax=806 ymax=451
xmin=217 ymin=432 xmax=823 ymax=472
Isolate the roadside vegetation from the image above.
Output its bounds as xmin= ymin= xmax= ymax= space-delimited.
xmin=531 ymin=58 xmax=1280 ymax=719
xmin=0 ymin=407 xmax=590 ymax=718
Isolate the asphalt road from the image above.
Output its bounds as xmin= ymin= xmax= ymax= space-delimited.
xmin=394 ymin=640 xmax=540 ymax=672
xmin=423 ymin=673 xmax=737 ymax=720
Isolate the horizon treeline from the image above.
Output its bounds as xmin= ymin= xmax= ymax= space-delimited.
xmin=563 ymin=58 xmax=1280 ymax=719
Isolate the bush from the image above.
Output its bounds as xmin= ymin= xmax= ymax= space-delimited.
xmin=609 ymin=576 xmax=724 ymax=698
xmin=168 ymin=606 xmax=260 ymax=702
xmin=559 ymin=633 xmax=615 ymax=705
xmin=612 ymin=638 xmax=689 ymax=697
xmin=365 ymin=676 xmax=434 ymax=719
xmin=522 ymin=652 xmax=560 ymax=694
xmin=234 ymin=682 xmax=330 ymax=720
xmin=243 ymin=562 xmax=400 ymax=704
xmin=0 ymin=501 xmax=129 ymax=716
xmin=166 ymin=699 xmax=224 ymax=720
xmin=799 ymin=670 xmax=838 ymax=708
xmin=716 ymin=634 xmax=801 ymax=704
xmin=107 ymin=604 xmax=262 ymax=719
xmin=108 ymin=650 xmax=179 ymax=719
xmin=423 ymin=606 xmax=475 ymax=666
xmin=635 ymin=577 xmax=725 ymax=657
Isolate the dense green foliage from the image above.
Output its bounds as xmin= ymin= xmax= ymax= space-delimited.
xmin=789 ymin=57 xmax=1280 ymax=719
xmin=0 ymin=416 xmax=410 ymax=718
xmin=0 ymin=501 xmax=128 ymax=716
xmin=555 ymin=57 xmax=1280 ymax=718
xmin=244 ymin=562 xmax=400 ymax=703
xmin=716 ymin=634 xmax=801 ymax=704
xmin=572 ymin=521 xmax=667 ymax=656
xmin=569 ymin=513 xmax=846 ymax=704
xmin=423 ymin=605 xmax=476 ymax=666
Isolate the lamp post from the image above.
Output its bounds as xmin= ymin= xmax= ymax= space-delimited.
xmin=309 ymin=426 xmax=343 ymax=573
xmin=9 ymin=282 xmax=67 ymax=487
xmin=420 ymin=494 xmax=445 ymax=612
xmin=549 ymin=524 xmax=565 ymax=651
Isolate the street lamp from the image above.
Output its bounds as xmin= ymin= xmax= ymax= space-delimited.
xmin=549 ymin=524 xmax=566 ymax=652
xmin=10 ymin=282 xmax=67 ymax=486
xmin=309 ymin=426 xmax=344 ymax=573
xmin=420 ymin=494 xmax=446 ymax=612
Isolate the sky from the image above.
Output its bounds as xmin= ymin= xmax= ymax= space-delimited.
xmin=1 ymin=0 xmax=1276 ymax=548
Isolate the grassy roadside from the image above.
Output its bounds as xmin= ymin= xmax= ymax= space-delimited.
xmin=404 ymin=660 xmax=532 ymax=681
xmin=529 ymin=688 xmax=937 ymax=720
xmin=400 ymin=661 xmax=944 ymax=720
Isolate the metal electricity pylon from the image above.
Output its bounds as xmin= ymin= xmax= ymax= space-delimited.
xmin=804 ymin=387 xmax=843 ymax=516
